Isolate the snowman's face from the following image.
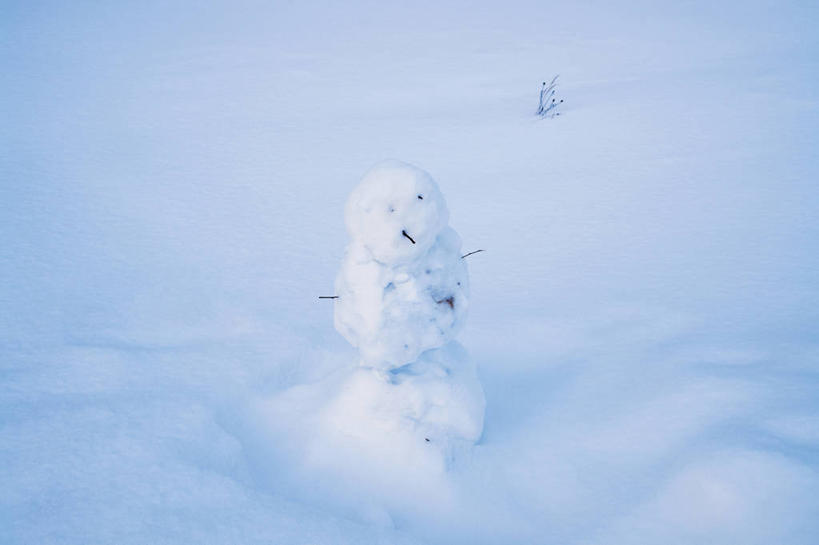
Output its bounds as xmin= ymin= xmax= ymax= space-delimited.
xmin=345 ymin=161 xmax=449 ymax=265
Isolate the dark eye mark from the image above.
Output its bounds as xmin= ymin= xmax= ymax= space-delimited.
xmin=417 ymin=195 xmax=423 ymax=200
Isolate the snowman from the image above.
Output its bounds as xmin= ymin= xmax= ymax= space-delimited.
xmin=329 ymin=160 xmax=485 ymax=449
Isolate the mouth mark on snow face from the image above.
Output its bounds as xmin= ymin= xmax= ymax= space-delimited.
xmin=402 ymin=230 xmax=416 ymax=244
xmin=436 ymin=296 xmax=454 ymax=309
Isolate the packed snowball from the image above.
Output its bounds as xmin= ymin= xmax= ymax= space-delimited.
xmin=344 ymin=160 xmax=450 ymax=265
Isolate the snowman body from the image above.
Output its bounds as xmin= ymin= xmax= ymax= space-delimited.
xmin=332 ymin=160 xmax=484 ymax=446
xmin=335 ymin=160 xmax=471 ymax=369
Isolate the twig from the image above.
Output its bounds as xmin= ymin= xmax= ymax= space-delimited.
xmin=318 ymin=296 xmax=339 ymax=300
xmin=402 ymin=230 xmax=416 ymax=244
xmin=461 ymin=249 xmax=485 ymax=259
xmin=537 ymin=75 xmax=563 ymax=118
xmin=537 ymin=75 xmax=559 ymax=115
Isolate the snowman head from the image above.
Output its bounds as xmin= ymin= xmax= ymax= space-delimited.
xmin=345 ymin=160 xmax=449 ymax=265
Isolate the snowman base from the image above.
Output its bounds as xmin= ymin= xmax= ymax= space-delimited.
xmin=321 ymin=342 xmax=485 ymax=464
xmin=261 ymin=341 xmax=483 ymax=489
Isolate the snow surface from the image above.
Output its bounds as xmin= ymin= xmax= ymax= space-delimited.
xmin=2 ymin=1 xmax=819 ymax=544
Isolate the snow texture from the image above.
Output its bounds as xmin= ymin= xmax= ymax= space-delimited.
xmin=2 ymin=1 xmax=819 ymax=544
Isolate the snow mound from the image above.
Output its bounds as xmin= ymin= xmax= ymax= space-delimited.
xmin=323 ymin=342 xmax=485 ymax=450
xmin=256 ymin=342 xmax=484 ymax=526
